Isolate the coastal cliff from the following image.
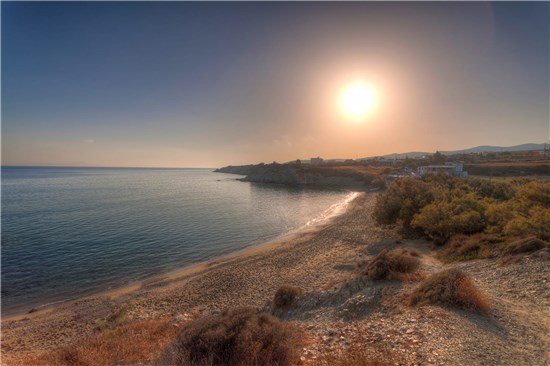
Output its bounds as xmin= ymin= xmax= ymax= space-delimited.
xmin=215 ymin=162 xmax=386 ymax=189
xmin=213 ymin=164 xmax=257 ymax=176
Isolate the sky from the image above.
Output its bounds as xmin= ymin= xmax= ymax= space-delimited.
xmin=2 ymin=1 xmax=549 ymax=168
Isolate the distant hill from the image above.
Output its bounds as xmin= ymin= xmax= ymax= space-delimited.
xmin=440 ymin=143 xmax=546 ymax=155
xmin=359 ymin=143 xmax=546 ymax=160
xmin=372 ymin=151 xmax=430 ymax=159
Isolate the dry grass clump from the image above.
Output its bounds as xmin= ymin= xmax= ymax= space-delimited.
xmin=503 ymin=236 xmax=546 ymax=255
xmin=21 ymin=319 xmax=179 ymax=366
xmin=408 ymin=249 xmax=420 ymax=257
xmin=159 ymin=307 xmax=302 ymax=366
xmin=407 ymin=268 xmax=489 ymax=314
xmin=364 ymin=248 xmax=421 ymax=281
xmin=95 ymin=306 xmax=130 ymax=332
xmin=273 ymin=285 xmax=303 ymax=310
xmin=439 ymin=233 xmax=505 ymax=262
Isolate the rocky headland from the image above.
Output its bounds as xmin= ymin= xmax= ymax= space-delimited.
xmin=215 ymin=162 xmax=387 ymax=189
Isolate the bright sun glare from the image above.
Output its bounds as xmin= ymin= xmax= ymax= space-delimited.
xmin=339 ymin=82 xmax=377 ymax=121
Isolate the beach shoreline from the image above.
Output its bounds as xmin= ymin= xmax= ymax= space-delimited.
xmin=3 ymin=191 xmax=393 ymax=363
xmin=2 ymin=190 xmax=360 ymax=320
xmin=2 ymin=191 xmax=364 ymax=321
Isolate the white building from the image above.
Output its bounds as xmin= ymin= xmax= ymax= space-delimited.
xmin=418 ymin=162 xmax=468 ymax=177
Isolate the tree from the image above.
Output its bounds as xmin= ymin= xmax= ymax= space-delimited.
xmin=432 ymin=151 xmax=446 ymax=164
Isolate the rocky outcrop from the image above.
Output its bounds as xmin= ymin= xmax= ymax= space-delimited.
xmin=240 ymin=164 xmax=306 ymax=185
xmin=215 ymin=163 xmax=376 ymax=188
xmin=213 ymin=165 xmax=258 ymax=175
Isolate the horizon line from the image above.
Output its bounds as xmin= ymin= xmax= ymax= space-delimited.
xmin=1 ymin=165 xmax=218 ymax=170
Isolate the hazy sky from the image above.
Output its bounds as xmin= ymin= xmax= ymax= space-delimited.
xmin=2 ymin=2 xmax=548 ymax=168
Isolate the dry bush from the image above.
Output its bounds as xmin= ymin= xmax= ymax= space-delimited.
xmin=408 ymin=268 xmax=489 ymax=314
xmin=364 ymin=248 xmax=421 ymax=281
xmin=503 ymin=236 xmax=546 ymax=255
xmin=21 ymin=319 xmax=179 ymax=366
xmin=159 ymin=307 xmax=302 ymax=366
xmin=273 ymin=285 xmax=303 ymax=310
xmin=497 ymin=255 xmax=524 ymax=266
xmin=95 ymin=306 xmax=131 ymax=332
xmin=408 ymin=249 xmax=420 ymax=257
xmin=439 ymin=233 xmax=505 ymax=262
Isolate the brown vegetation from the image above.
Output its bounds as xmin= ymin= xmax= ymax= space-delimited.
xmin=273 ymin=285 xmax=303 ymax=310
xmin=408 ymin=268 xmax=489 ymax=314
xmin=94 ymin=306 xmax=130 ymax=332
xmin=159 ymin=307 xmax=302 ymax=366
xmin=503 ymin=236 xmax=546 ymax=255
xmin=466 ymin=161 xmax=550 ymax=177
xmin=439 ymin=234 xmax=548 ymax=263
xmin=21 ymin=319 xmax=179 ymax=366
xmin=364 ymin=248 xmax=421 ymax=281
xmin=438 ymin=233 xmax=506 ymax=262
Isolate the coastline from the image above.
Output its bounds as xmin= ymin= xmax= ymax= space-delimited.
xmin=3 ymin=191 xmax=399 ymax=363
xmin=2 ymin=191 xmax=362 ymax=321
xmin=3 ymin=191 xmax=549 ymax=366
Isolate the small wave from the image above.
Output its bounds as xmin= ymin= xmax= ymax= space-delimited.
xmin=303 ymin=191 xmax=360 ymax=228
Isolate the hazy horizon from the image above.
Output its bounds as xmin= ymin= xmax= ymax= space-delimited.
xmin=0 ymin=140 xmax=547 ymax=169
xmin=2 ymin=2 xmax=549 ymax=168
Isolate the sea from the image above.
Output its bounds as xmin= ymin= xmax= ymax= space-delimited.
xmin=1 ymin=166 xmax=355 ymax=316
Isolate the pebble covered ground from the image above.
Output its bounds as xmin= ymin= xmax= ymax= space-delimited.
xmin=2 ymin=193 xmax=549 ymax=365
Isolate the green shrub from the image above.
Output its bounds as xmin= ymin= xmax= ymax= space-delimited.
xmin=159 ymin=307 xmax=302 ymax=366
xmin=517 ymin=181 xmax=550 ymax=207
xmin=373 ymin=176 xmax=548 ymax=258
xmin=411 ymin=194 xmax=486 ymax=244
xmin=467 ymin=178 xmax=515 ymax=200
xmin=372 ymin=178 xmax=435 ymax=229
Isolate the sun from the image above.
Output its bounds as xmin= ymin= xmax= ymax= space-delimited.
xmin=339 ymin=81 xmax=377 ymax=121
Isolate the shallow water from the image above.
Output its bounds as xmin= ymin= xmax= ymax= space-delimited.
xmin=1 ymin=167 xmax=352 ymax=315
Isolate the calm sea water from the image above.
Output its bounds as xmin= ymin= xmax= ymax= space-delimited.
xmin=1 ymin=167 xmax=352 ymax=316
